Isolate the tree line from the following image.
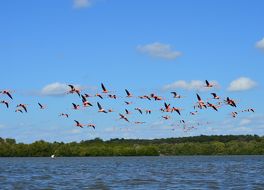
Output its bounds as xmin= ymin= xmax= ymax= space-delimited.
xmin=0 ymin=135 xmax=264 ymax=157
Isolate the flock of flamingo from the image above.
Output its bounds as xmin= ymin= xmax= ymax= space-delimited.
xmin=0 ymin=80 xmax=255 ymax=133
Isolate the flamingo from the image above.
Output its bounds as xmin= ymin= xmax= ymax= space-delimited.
xmin=81 ymin=95 xmax=93 ymax=107
xmin=38 ymin=102 xmax=46 ymax=109
xmin=125 ymin=109 xmax=131 ymax=115
xmin=225 ymin=97 xmax=236 ymax=107
xmin=87 ymin=124 xmax=96 ymax=129
xmin=162 ymin=115 xmax=170 ymax=120
xmin=135 ymin=108 xmax=143 ymax=114
xmin=108 ymin=94 xmax=117 ymax=99
xmin=211 ymin=93 xmax=220 ymax=99
xmin=196 ymin=94 xmax=207 ymax=109
xmin=171 ymin=92 xmax=183 ymax=99
xmin=97 ymin=102 xmax=107 ymax=113
xmin=83 ymin=93 xmax=91 ymax=98
xmin=101 ymin=83 xmax=109 ymax=93
xmin=95 ymin=93 xmax=103 ymax=99
xmin=108 ymin=109 xmax=114 ymax=113
xmin=207 ymin=102 xmax=218 ymax=111
xmin=125 ymin=101 xmax=132 ymax=105
xmin=72 ymin=103 xmax=80 ymax=110
xmin=139 ymin=95 xmax=151 ymax=100
xmin=164 ymin=103 xmax=171 ymax=112
xmin=242 ymin=108 xmax=254 ymax=113
xmin=171 ymin=107 xmax=182 ymax=115
xmin=125 ymin=89 xmax=132 ymax=98
xmin=145 ymin=109 xmax=151 ymax=114
xmin=17 ymin=104 xmax=28 ymax=112
xmin=231 ymin=112 xmax=238 ymax=118
xmin=0 ymin=100 xmax=9 ymax=108
xmin=180 ymin=120 xmax=185 ymax=124
xmin=15 ymin=109 xmax=23 ymax=113
xmin=68 ymin=85 xmax=80 ymax=97
xmin=74 ymin=120 xmax=85 ymax=128
xmin=59 ymin=113 xmax=69 ymax=118
xmin=150 ymin=93 xmax=164 ymax=101
xmin=119 ymin=113 xmax=129 ymax=122
xmin=0 ymin=90 xmax=13 ymax=99
xmin=190 ymin=111 xmax=198 ymax=115
xmin=134 ymin=121 xmax=146 ymax=124
xmin=205 ymin=80 xmax=213 ymax=88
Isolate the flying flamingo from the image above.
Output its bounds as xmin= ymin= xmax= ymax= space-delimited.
xmin=108 ymin=94 xmax=117 ymax=99
xmin=125 ymin=101 xmax=132 ymax=105
xmin=38 ymin=102 xmax=46 ymax=109
xmin=97 ymin=102 xmax=107 ymax=113
xmin=145 ymin=109 xmax=151 ymax=114
xmin=205 ymin=80 xmax=214 ymax=88
xmin=0 ymin=90 xmax=13 ymax=99
xmin=225 ymin=97 xmax=237 ymax=107
xmin=108 ymin=109 xmax=114 ymax=113
xmin=87 ymin=124 xmax=96 ymax=129
xmin=164 ymin=103 xmax=171 ymax=112
xmin=17 ymin=104 xmax=28 ymax=112
xmin=74 ymin=120 xmax=85 ymax=128
xmin=171 ymin=107 xmax=182 ymax=115
xmin=196 ymin=94 xmax=207 ymax=109
xmin=162 ymin=115 xmax=170 ymax=120
xmin=125 ymin=89 xmax=132 ymax=98
xmin=134 ymin=121 xmax=146 ymax=124
xmin=119 ymin=113 xmax=129 ymax=122
xmin=135 ymin=107 xmax=143 ymax=114
xmin=68 ymin=84 xmax=81 ymax=97
xmin=171 ymin=92 xmax=183 ymax=99
xmin=244 ymin=108 xmax=254 ymax=113
xmin=15 ymin=109 xmax=23 ymax=113
xmin=0 ymin=100 xmax=9 ymax=108
xmin=150 ymin=93 xmax=164 ymax=101
xmin=190 ymin=111 xmax=198 ymax=115
xmin=125 ymin=109 xmax=131 ymax=115
xmin=231 ymin=112 xmax=238 ymax=118
xmin=211 ymin=93 xmax=220 ymax=99
xmin=207 ymin=102 xmax=218 ymax=111
xmin=81 ymin=95 xmax=93 ymax=107
xmin=72 ymin=103 xmax=80 ymax=110
xmin=59 ymin=113 xmax=69 ymax=118
xmin=101 ymin=83 xmax=109 ymax=93
xmin=95 ymin=93 xmax=103 ymax=99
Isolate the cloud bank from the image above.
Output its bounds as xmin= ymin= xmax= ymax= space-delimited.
xmin=137 ymin=42 xmax=182 ymax=60
xmin=256 ymin=37 xmax=264 ymax=50
xmin=73 ymin=0 xmax=92 ymax=9
xmin=227 ymin=77 xmax=257 ymax=91
xmin=40 ymin=82 xmax=69 ymax=96
xmin=163 ymin=80 xmax=219 ymax=91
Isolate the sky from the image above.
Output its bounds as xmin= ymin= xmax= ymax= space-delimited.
xmin=0 ymin=0 xmax=264 ymax=143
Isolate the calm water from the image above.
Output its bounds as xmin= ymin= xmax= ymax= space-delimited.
xmin=0 ymin=156 xmax=263 ymax=189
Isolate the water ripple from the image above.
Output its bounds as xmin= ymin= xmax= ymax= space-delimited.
xmin=0 ymin=156 xmax=264 ymax=189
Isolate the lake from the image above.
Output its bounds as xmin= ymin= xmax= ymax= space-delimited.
xmin=0 ymin=156 xmax=263 ymax=189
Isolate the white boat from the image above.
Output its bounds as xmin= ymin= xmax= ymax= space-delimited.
xmin=51 ymin=154 xmax=55 ymax=158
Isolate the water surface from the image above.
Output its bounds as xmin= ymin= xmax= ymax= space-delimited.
xmin=0 ymin=156 xmax=263 ymax=189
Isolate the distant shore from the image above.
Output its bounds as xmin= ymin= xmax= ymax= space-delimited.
xmin=1 ymin=135 xmax=263 ymax=157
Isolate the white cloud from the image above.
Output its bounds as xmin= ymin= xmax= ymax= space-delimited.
xmin=256 ymin=38 xmax=264 ymax=50
xmin=40 ymin=82 xmax=69 ymax=96
xmin=227 ymin=77 xmax=257 ymax=91
xmin=239 ymin=118 xmax=252 ymax=126
xmin=137 ymin=42 xmax=182 ymax=60
xmin=163 ymin=80 xmax=219 ymax=91
xmin=73 ymin=0 xmax=92 ymax=9
xmin=69 ymin=129 xmax=81 ymax=134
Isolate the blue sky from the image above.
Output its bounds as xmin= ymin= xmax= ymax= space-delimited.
xmin=0 ymin=0 xmax=264 ymax=143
